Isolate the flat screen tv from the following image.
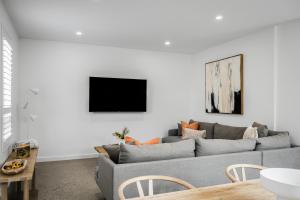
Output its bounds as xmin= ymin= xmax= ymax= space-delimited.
xmin=89 ymin=77 xmax=147 ymax=112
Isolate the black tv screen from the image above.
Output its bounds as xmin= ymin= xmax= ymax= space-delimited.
xmin=89 ymin=77 xmax=147 ymax=112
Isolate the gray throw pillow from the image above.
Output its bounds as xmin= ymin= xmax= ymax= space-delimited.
xmin=119 ymin=139 xmax=195 ymax=164
xmin=190 ymin=120 xmax=216 ymax=139
xmin=252 ymin=122 xmax=268 ymax=137
xmin=256 ymin=133 xmax=291 ymax=151
xmin=195 ymin=138 xmax=256 ymax=156
xmin=103 ymin=144 xmax=120 ymax=164
xmin=168 ymin=129 xmax=179 ymax=136
xmin=214 ymin=123 xmax=247 ymax=140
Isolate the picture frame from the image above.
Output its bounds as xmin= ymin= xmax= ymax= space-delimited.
xmin=205 ymin=54 xmax=243 ymax=114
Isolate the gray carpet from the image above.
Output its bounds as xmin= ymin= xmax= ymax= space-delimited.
xmin=31 ymin=158 xmax=104 ymax=200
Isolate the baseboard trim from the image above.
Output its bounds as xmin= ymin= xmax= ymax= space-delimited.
xmin=37 ymin=153 xmax=98 ymax=162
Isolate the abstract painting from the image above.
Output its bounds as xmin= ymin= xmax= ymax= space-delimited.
xmin=205 ymin=54 xmax=243 ymax=114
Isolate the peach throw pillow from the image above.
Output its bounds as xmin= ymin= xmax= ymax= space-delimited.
xmin=143 ymin=138 xmax=160 ymax=145
xmin=181 ymin=121 xmax=199 ymax=130
xmin=124 ymin=136 xmax=160 ymax=145
xmin=124 ymin=136 xmax=136 ymax=144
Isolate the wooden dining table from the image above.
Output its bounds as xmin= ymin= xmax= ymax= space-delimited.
xmin=128 ymin=179 xmax=276 ymax=200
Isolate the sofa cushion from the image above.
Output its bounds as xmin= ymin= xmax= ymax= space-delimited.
xmin=190 ymin=120 xmax=216 ymax=139
xmin=119 ymin=139 xmax=195 ymax=164
xmin=214 ymin=123 xmax=247 ymax=140
xmin=103 ymin=144 xmax=120 ymax=164
xmin=252 ymin=122 xmax=268 ymax=137
xmin=162 ymin=136 xmax=183 ymax=143
xmin=195 ymin=138 xmax=256 ymax=156
xmin=256 ymin=133 xmax=291 ymax=151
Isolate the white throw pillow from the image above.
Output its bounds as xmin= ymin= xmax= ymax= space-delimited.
xmin=243 ymin=127 xmax=258 ymax=139
xmin=182 ymin=128 xmax=206 ymax=139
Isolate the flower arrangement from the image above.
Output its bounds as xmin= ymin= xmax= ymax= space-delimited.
xmin=112 ymin=127 xmax=130 ymax=140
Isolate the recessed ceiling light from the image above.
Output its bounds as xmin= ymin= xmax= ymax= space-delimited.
xmin=215 ymin=15 xmax=223 ymax=21
xmin=164 ymin=41 xmax=171 ymax=46
xmin=76 ymin=31 xmax=83 ymax=36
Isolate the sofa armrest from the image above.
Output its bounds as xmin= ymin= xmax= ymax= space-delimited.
xmin=262 ymin=147 xmax=300 ymax=169
xmin=96 ymin=154 xmax=116 ymax=200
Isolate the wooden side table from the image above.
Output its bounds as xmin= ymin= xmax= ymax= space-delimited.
xmin=0 ymin=148 xmax=38 ymax=200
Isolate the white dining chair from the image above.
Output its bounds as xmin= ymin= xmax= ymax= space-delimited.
xmin=225 ymin=164 xmax=266 ymax=183
xmin=118 ymin=175 xmax=195 ymax=200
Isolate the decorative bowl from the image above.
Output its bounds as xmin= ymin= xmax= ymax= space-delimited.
xmin=260 ymin=168 xmax=300 ymax=200
xmin=1 ymin=159 xmax=27 ymax=175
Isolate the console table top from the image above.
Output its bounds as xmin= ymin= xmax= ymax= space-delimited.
xmin=0 ymin=148 xmax=38 ymax=183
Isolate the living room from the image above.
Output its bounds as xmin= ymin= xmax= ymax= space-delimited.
xmin=1 ymin=0 xmax=300 ymax=200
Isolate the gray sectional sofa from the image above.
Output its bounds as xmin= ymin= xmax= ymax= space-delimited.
xmin=95 ymin=121 xmax=300 ymax=200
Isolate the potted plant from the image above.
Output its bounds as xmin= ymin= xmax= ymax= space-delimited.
xmin=112 ymin=127 xmax=129 ymax=144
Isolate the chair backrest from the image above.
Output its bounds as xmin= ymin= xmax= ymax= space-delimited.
xmin=225 ymin=164 xmax=266 ymax=183
xmin=118 ymin=175 xmax=195 ymax=200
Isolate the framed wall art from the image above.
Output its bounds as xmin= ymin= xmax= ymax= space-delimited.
xmin=205 ymin=54 xmax=243 ymax=114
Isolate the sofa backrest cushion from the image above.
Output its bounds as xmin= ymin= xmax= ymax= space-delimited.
xmin=190 ymin=120 xmax=216 ymax=139
xmin=268 ymin=130 xmax=289 ymax=136
xmin=195 ymin=138 xmax=256 ymax=156
xmin=214 ymin=123 xmax=247 ymax=140
xmin=256 ymin=133 xmax=291 ymax=151
xmin=162 ymin=136 xmax=183 ymax=143
xmin=168 ymin=129 xmax=179 ymax=136
xmin=119 ymin=139 xmax=195 ymax=164
xmin=103 ymin=144 xmax=120 ymax=164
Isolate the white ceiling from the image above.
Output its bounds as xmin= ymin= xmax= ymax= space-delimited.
xmin=3 ymin=0 xmax=300 ymax=54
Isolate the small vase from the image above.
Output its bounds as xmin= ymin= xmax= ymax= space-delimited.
xmin=117 ymin=139 xmax=125 ymax=145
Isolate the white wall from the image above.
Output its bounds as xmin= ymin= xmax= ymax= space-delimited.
xmin=190 ymin=28 xmax=275 ymax=128
xmin=190 ymin=19 xmax=300 ymax=145
xmin=277 ymin=20 xmax=300 ymax=144
xmin=0 ymin=0 xmax=19 ymax=165
xmin=18 ymin=19 xmax=300 ymax=161
xmin=19 ymin=39 xmax=193 ymax=161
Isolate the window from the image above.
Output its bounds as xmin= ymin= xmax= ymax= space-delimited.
xmin=1 ymin=27 xmax=13 ymax=148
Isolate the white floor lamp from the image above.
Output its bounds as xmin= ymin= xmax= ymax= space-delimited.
xmin=22 ymin=88 xmax=39 ymax=139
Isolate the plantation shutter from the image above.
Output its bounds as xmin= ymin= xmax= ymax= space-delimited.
xmin=2 ymin=30 xmax=13 ymax=143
